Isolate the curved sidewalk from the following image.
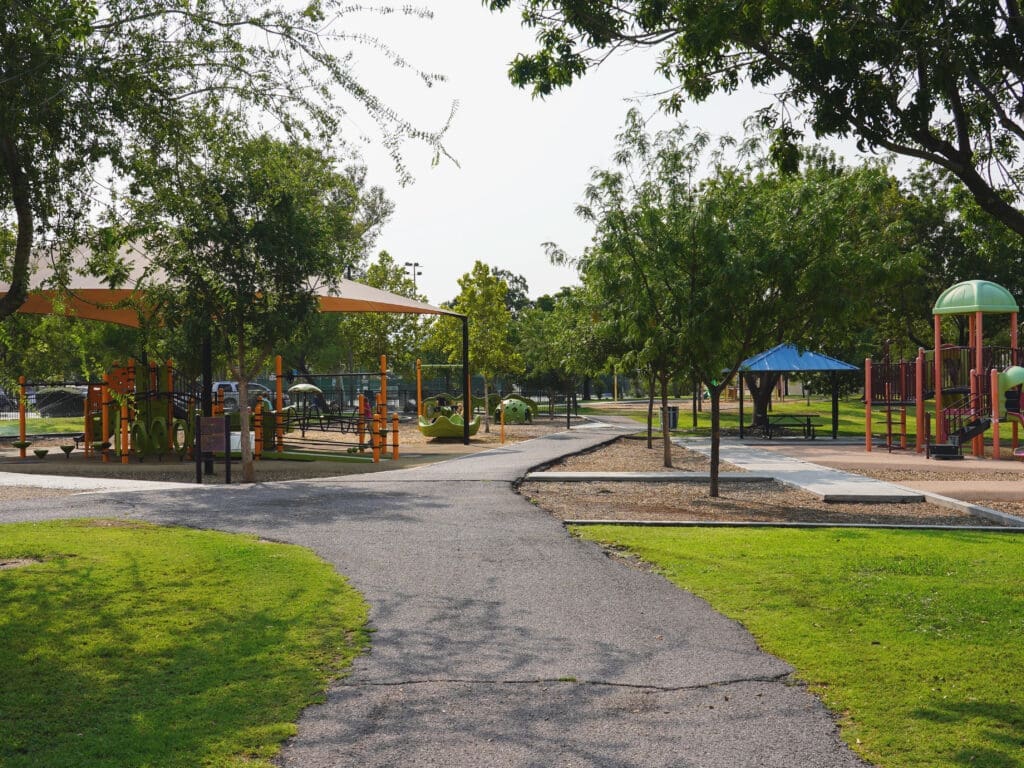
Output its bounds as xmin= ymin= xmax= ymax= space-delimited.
xmin=0 ymin=420 xmax=871 ymax=767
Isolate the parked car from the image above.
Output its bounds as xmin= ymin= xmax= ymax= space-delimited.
xmin=0 ymin=386 xmax=17 ymax=414
xmin=211 ymin=381 xmax=287 ymax=411
xmin=35 ymin=385 xmax=88 ymax=417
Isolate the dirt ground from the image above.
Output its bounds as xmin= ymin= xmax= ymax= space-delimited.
xmin=519 ymin=435 xmax=1014 ymax=527
xmin=3 ymin=411 xmax=1023 ymax=527
xmin=0 ymin=414 xmax=576 ymax=486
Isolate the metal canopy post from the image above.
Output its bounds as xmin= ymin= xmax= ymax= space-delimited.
xmin=739 ymin=372 xmax=745 ymax=439
xmin=202 ymin=332 xmax=214 ymax=475
xmin=462 ymin=315 xmax=470 ymax=446
xmin=831 ymin=371 xmax=840 ymax=440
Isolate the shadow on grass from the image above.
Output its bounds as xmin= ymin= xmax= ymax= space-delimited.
xmin=912 ymin=700 xmax=1024 ymax=767
xmin=0 ymin=526 xmax=364 ymax=767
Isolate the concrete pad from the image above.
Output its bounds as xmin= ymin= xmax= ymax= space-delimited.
xmin=677 ymin=439 xmax=925 ymax=502
xmin=0 ymin=470 xmax=192 ymax=493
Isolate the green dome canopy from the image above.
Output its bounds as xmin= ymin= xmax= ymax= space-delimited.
xmin=932 ymin=280 xmax=1018 ymax=315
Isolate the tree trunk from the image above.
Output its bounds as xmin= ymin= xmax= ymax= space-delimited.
xmin=0 ymin=136 xmax=34 ymax=319
xmin=660 ymin=371 xmax=672 ymax=468
xmin=238 ymin=377 xmax=255 ymax=483
xmin=744 ymin=372 xmax=780 ymax=431
xmin=482 ymin=376 xmax=490 ymax=433
xmin=709 ymin=383 xmax=723 ymax=498
xmin=646 ymin=372 xmax=655 ymax=449
xmin=234 ymin=334 xmax=255 ymax=483
xmin=691 ymin=374 xmax=699 ymax=428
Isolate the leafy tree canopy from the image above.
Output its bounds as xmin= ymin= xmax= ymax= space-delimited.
xmin=144 ymin=131 xmax=364 ymax=480
xmin=0 ymin=0 xmax=451 ymax=319
xmin=487 ymin=0 xmax=1024 ymax=238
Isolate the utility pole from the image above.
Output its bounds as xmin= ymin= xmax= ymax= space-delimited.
xmin=404 ymin=261 xmax=422 ymax=288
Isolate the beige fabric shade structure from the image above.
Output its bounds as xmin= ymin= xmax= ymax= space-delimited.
xmin=0 ymin=245 xmax=461 ymax=326
xmin=1 ymin=246 xmax=473 ymax=442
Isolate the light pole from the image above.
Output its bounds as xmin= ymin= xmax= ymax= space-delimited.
xmin=404 ymin=261 xmax=422 ymax=288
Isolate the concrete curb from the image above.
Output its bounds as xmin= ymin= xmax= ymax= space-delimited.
xmin=563 ymin=519 xmax=1024 ymax=532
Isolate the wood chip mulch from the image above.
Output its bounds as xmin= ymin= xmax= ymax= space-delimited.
xmin=520 ymin=437 xmax=1006 ymax=527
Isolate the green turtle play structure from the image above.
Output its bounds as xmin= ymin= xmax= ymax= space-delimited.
xmin=494 ymin=397 xmax=533 ymax=424
xmin=417 ymin=393 xmax=480 ymax=437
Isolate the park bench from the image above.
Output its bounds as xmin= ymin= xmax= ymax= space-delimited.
xmin=765 ymin=413 xmax=824 ymax=439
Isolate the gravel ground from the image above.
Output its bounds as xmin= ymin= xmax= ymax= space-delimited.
xmin=0 ymin=416 xmax=576 ymax=487
xmin=520 ymin=436 xmax=1006 ymax=527
xmin=540 ymin=435 xmax=744 ymax=473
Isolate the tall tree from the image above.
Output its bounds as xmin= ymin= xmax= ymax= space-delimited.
xmin=0 ymin=0 xmax=451 ymax=319
xmin=575 ymin=113 xmax=906 ymax=494
xmin=519 ymin=286 xmax=613 ymax=413
xmin=487 ymin=0 xmax=1024 ymax=239
xmin=877 ymin=165 xmax=1024 ymax=353
xmin=429 ymin=261 xmax=523 ymax=432
xmin=146 ymin=133 xmax=363 ymax=482
xmin=573 ymin=110 xmax=713 ymax=466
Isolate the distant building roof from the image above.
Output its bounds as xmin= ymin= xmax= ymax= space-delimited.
xmin=740 ymin=344 xmax=860 ymax=373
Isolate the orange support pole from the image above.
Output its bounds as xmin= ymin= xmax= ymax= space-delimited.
xmin=371 ymin=411 xmax=381 ymax=463
xmin=915 ymin=348 xmax=925 ymax=452
xmin=17 ymin=375 xmax=26 ymax=458
xmin=933 ymin=315 xmax=944 ymax=443
xmin=275 ymin=355 xmax=284 ymax=452
xmin=991 ymin=368 xmax=1001 ymax=460
xmin=864 ymin=358 xmax=872 ymax=452
xmin=101 ymin=376 xmax=111 ymax=462
xmin=975 ymin=311 xmax=984 ymax=458
xmin=391 ymin=412 xmax=399 ymax=459
xmin=357 ymin=393 xmax=367 ymax=448
xmin=380 ymin=354 xmax=388 ymax=410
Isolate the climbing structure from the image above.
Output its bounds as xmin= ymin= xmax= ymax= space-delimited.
xmin=865 ymin=280 xmax=1022 ymax=459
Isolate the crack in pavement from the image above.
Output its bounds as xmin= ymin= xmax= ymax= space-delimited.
xmin=342 ymin=672 xmax=794 ymax=692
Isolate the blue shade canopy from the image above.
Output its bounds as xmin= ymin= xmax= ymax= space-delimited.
xmin=740 ymin=344 xmax=860 ymax=373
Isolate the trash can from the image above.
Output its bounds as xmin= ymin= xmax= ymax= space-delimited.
xmin=661 ymin=406 xmax=679 ymax=429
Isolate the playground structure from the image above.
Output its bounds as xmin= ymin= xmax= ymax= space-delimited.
xmin=10 ymin=353 xmax=402 ymax=465
xmin=280 ymin=354 xmax=400 ymax=462
xmin=865 ymin=279 xmax=1024 ymax=459
xmin=415 ymin=360 xmax=481 ymax=438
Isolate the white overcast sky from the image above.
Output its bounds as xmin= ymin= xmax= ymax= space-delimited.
xmin=342 ymin=2 xmax=872 ymax=306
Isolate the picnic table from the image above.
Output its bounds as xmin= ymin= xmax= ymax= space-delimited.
xmin=763 ymin=413 xmax=824 ymax=439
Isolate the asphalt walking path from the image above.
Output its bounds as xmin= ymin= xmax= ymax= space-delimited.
xmin=0 ymin=420 xmax=871 ymax=767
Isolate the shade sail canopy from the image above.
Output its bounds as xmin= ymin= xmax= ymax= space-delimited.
xmin=740 ymin=344 xmax=860 ymax=373
xmin=0 ymin=246 xmax=459 ymax=328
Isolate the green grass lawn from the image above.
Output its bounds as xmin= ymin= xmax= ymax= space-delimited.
xmin=584 ymin=396 xmax=941 ymax=440
xmin=0 ymin=520 xmax=369 ymax=768
xmin=573 ymin=525 xmax=1024 ymax=768
xmin=0 ymin=416 xmax=83 ymax=437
